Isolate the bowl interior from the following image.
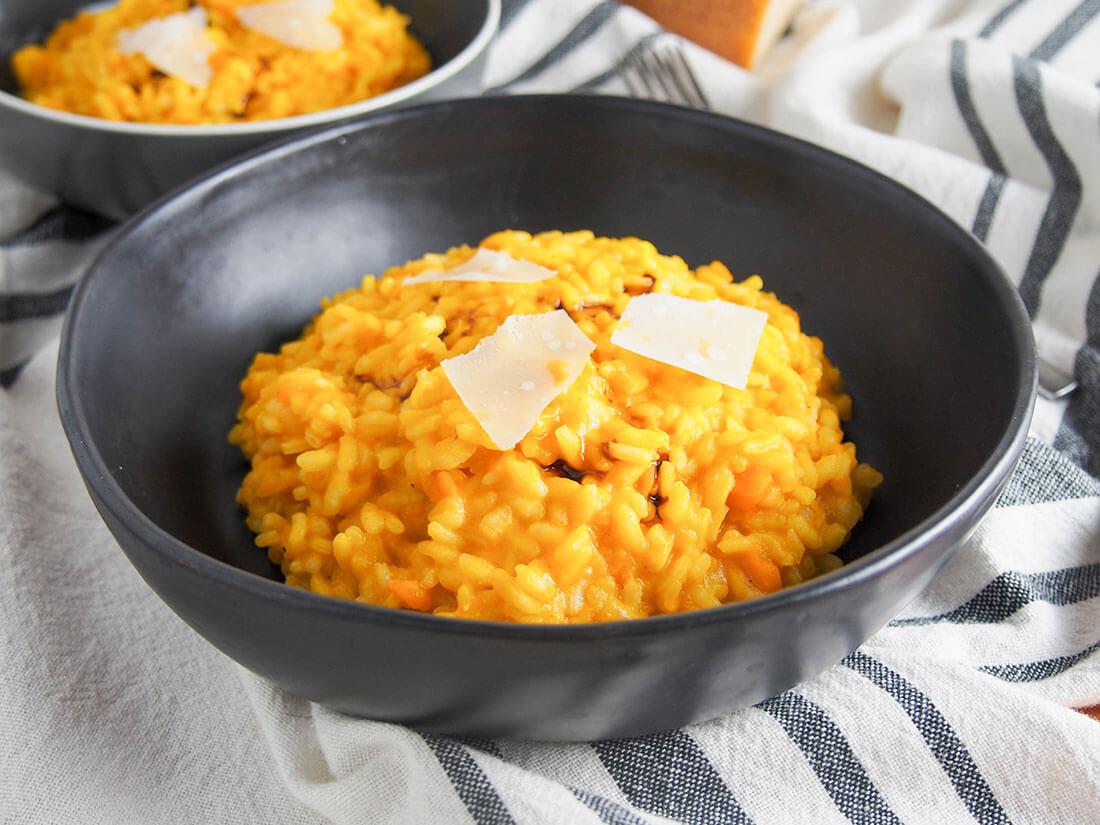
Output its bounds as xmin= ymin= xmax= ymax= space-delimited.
xmin=62 ymin=95 xmax=1033 ymax=590
xmin=0 ymin=0 xmax=489 ymax=99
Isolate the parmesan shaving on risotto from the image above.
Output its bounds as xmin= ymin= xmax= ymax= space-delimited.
xmin=611 ymin=293 xmax=768 ymax=390
xmin=116 ymin=7 xmax=216 ymax=88
xmin=235 ymin=0 xmax=343 ymax=51
xmin=442 ymin=309 xmax=597 ymax=450
xmin=229 ymin=230 xmax=883 ymax=623
xmin=405 ymin=248 xmax=557 ymax=286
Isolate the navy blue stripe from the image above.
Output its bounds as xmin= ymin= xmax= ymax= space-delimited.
xmin=845 ymin=653 xmax=1012 ymax=825
xmin=758 ymin=693 xmax=902 ymax=825
xmin=498 ymin=0 xmax=535 ymax=32
xmin=971 ymin=174 xmax=1006 ymax=242
xmin=948 ymin=40 xmax=1009 ymax=241
xmin=997 ymin=436 xmax=1100 ymax=506
xmin=594 ymin=730 xmax=753 ymax=825
xmin=2 ymin=205 xmax=116 ymax=247
xmin=950 ymin=40 xmax=1007 ymax=175
xmin=571 ymin=63 xmax=622 ymax=92
xmin=1030 ymin=0 xmax=1100 ymax=60
xmin=486 ymin=2 xmax=620 ymax=92
xmin=0 ymin=284 xmax=74 ymax=323
xmin=570 ymin=787 xmax=652 ymax=825
xmin=453 ymin=736 xmax=505 ymax=759
xmin=890 ymin=565 xmax=1100 ymax=627
xmin=979 ymin=0 xmax=1029 ymax=38
xmin=0 ymin=361 xmax=27 ymax=389
xmin=980 ymin=638 xmax=1100 ymax=682
xmin=1012 ymin=56 xmax=1083 ymax=319
xmin=421 ymin=734 xmax=516 ymax=825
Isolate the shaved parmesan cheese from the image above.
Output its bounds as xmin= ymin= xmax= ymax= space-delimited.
xmin=611 ymin=293 xmax=767 ymax=389
xmin=236 ymin=0 xmax=343 ymax=51
xmin=404 ymin=248 xmax=556 ymax=286
xmin=116 ymin=7 xmax=216 ymax=89
xmin=442 ymin=310 xmax=595 ymax=450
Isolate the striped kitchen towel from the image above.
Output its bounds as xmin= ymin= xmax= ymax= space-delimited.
xmin=1 ymin=1 xmax=1097 ymax=823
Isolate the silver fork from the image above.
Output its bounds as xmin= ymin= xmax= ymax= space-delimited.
xmin=619 ymin=38 xmax=710 ymax=111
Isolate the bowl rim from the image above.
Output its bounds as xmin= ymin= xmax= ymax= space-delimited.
xmin=56 ymin=94 xmax=1038 ymax=642
xmin=0 ymin=0 xmax=500 ymax=137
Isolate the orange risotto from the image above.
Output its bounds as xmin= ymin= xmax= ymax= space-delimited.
xmin=11 ymin=0 xmax=430 ymax=124
xmin=229 ymin=230 xmax=882 ymax=623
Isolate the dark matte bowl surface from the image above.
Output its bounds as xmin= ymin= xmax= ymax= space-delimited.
xmin=56 ymin=95 xmax=1036 ymax=741
xmin=0 ymin=0 xmax=498 ymax=218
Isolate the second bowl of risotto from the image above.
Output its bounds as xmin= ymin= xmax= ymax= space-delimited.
xmin=57 ymin=95 xmax=1036 ymax=740
xmin=0 ymin=0 xmax=498 ymax=217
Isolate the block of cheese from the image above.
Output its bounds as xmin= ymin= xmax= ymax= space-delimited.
xmin=620 ymin=0 xmax=802 ymax=68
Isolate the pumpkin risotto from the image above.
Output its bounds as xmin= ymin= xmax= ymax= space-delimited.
xmin=229 ymin=230 xmax=882 ymax=623
xmin=11 ymin=0 xmax=430 ymax=124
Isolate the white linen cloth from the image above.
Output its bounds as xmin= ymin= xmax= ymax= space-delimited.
xmin=2 ymin=1 xmax=1099 ymax=822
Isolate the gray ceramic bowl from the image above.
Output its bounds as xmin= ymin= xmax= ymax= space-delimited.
xmin=57 ymin=95 xmax=1036 ymax=741
xmin=0 ymin=0 xmax=498 ymax=218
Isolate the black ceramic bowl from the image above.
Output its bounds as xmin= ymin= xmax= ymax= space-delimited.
xmin=56 ymin=95 xmax=1036 ymax=741
xmin=0 ymin=0 xmax=498 ymax=219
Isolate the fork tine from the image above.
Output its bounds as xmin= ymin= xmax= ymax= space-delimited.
xmin=618 ymin=39 xmax=710 ymax=110
xmin=623 ymin=48 xmax=664 ymax=101
xmin=620 ymin=52 xmax=649 ymax=98
xmin=649 ymin=50 xmax=688 ymax=103
xmin=666 ymin=45 xmax=709 ymax=110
